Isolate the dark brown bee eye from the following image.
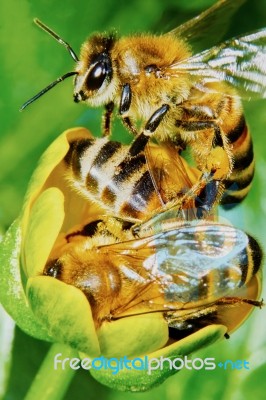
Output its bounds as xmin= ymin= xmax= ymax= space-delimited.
xmin=44 ymin=259 xmax=63 ymax=278
xmin=86 ymin=61 xmax=108 ymax=91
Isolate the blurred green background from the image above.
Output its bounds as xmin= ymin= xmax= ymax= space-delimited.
xmin=0 ymin=0 xmax=266 ymax=399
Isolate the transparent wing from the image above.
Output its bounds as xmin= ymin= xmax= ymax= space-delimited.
xmin=144 ymin=142 xmax=199 ymax=214
xmin=105 ymin=221 xmax=250 ymax=304
xmin=138 ymin=143 xmax=216 ymax=235
xmin=169 ymin=29 xmax=266 ymax=99
xmin=167 ymin=0 xmax=246 ymax=53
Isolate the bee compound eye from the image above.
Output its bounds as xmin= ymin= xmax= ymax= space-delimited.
xmin=43 ymin=259 xmax=63 ymax=278
xmin=86 ymin=61 xmax=109 ymax=91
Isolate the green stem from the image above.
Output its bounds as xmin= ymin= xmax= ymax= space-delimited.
xmin=25 ymin=343 xmax=78 ymax=400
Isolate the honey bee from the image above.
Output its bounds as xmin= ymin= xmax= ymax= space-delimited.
xmin=21 ymin=0 xmax=266 ymax=209
xmin=64 ymin=129 xmax=220 ymax=222
xmin=44 ymin=213 xmax=262 ymax=338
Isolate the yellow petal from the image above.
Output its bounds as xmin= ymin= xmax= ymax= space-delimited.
xmin=97 ymin=314 xmax=168 ymax=358
xmin=27 ymin=276 xmax=100 ymax=356
xmin=23 ymin=188 xmax=65 ymax=277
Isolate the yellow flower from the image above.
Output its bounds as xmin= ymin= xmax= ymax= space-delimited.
xmin=0 ymin=128 xmax=226 ymax=391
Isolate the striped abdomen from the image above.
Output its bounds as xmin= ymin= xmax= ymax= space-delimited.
xmin=238 ymin=233 xmax=262 ymax=287
xmin=210 ymin=232 xmax=261 ymax=295
xmin=187 ymin=230 xmax=262 ymax=305
xmin=222 ymin=116 xmax=254 ymax=208
xmin=64 ymin=137 xmax=162 ymax=220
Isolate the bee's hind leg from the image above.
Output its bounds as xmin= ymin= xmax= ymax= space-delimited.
xmin=195 ymin=174 xmax=223 ymax=218
xmin=173 ymin=171 xmax=223 ymax=219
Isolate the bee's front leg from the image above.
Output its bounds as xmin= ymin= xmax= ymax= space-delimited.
xmin=118 ymin=83 xmax=138 ymax=135
xmin=129 ymin=104 xmax=170 ymax=156
xmin=102 ymin=102 xmax=114 ymax=136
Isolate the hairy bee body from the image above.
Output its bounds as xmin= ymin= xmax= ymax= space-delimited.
xmin=65 ymin=136 xmax=162 ymax=221
xmin=64 ymin=135 xmax=201 ymax=221
xmin=222 ymin=119 xmax=254 ymax=207
xmin=76 ymin=34 xmax=192 ymax=120
xmin=76 ymin=32 xmax=256 ymax=208
xmin=44 ymin=217 xmax=262 ymax=334
xmin=21 ymin=0 xmax=265 ymax=209
xmin=19 ymin=0 xmax=265 ymax=342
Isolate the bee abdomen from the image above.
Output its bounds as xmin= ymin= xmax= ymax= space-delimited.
xmin=193 ymin=231 xmax=262 ymax=301
xmin=222 ymin=117 xmax=254 ymax=209
xmin=64 ymin=138 xmax=95 ymax=177
xmin=243 ymin=234 xmax=263 ymax=282
xmin=232 ymin=233 xmax=262 ymax=289
xmin=65 ymin=138 xmax=160 ymax=218
xmin=117 ymin=170 xmax=160 ymax=219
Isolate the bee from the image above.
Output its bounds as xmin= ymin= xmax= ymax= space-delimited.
xmin=44 ymin=213 xmax=263 ymax=338
xmin=63 ymin=128 xmax=221 ymax=222
xmin=20 ymin=0 xmax=266 ymax=209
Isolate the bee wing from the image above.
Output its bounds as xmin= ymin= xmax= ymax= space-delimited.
xmin=144 ymin=142 xmax=198 ymax=205
xmin=106 ymin=221 xmax=250 ymax=304
xmin=167 ymin=0 xmax=246 ymax=53
xmin=143 ymin=142 xmax=217 ymax=228
xmin=170 ymin=29 xmax=266 ymax=99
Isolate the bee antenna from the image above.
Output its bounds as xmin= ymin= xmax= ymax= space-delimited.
xmin=34 ymin=18 xmax=79 ymax=62
xmin=19 ymin=71 xmax=78 ymax=111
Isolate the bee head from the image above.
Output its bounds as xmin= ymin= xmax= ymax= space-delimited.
xmin=19 ymin=21 xmax=118 ymax=111
xmin=44 ymin=250 xmax=121 ymax=306
xmin=74 ymin=33 xmax=117 ymax=106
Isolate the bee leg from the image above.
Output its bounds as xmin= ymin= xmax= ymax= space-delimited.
xmin=208 ymin=127 xmax=233 ymax=180
xmin=176 ymin=118 xmax=232 ymax=180
xmin=145 ymin=104 xmax=170 ymax=134
xmin=129 ymin=104 xmax=170 ymax=156
xmin=216 ymin=297 xmax=263 ymax=308
xmin=176 ymin=118 xmax=232 ymax=212
xmin=197 ymin=126 xmax=231 ymax=216
xmin=224 ymin=333 xmax=230 ymax=339
xmin=195 ymin=176 xmax=222 ymax=219
xmin=102 ymin=217 xmax=135 ymax=239
xmin=122 ymin=117 xmax=139 ymax=135
xmin=119 ymin=83 xmax=132 ymax=114
xmin=65 ymin=220 xmax=103 ymax=241
xmin=119 ymin=84 xmax=139 ymax=135
xmin=102 ymin=102 xmax=114 ymax=136
xmin=171 ymin=170 xmax=221 ymax=218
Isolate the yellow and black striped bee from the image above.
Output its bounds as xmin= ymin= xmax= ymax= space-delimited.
xmin=63 ymin=129 xmax=212 ymax=222
xmin=43 ymin=127 xmax=263 ymax=338
xmin=21 ymin=0 xmax=266 ymax=209
xmin=44 ymin=211 xmax=262 ymax=338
